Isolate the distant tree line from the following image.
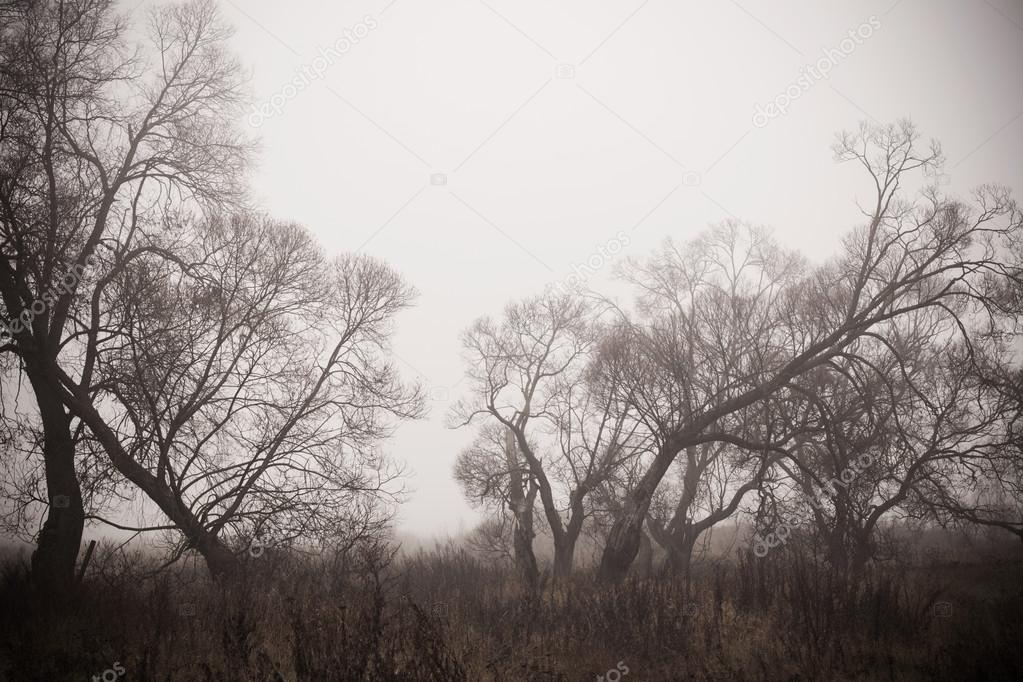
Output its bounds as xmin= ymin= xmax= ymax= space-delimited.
xmin=453 ymin=124 xmax=1023 ymax=585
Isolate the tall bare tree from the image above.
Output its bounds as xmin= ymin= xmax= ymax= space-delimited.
xmin=0 ymin=0 xmax=249 ymax=592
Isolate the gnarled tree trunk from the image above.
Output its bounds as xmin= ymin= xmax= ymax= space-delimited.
xmin=598 ymin=448 xmax=673 ymax=582
xmin=26 ymin=363 xmax=83 ymax=598
xmin=506 ymin=428 xmax=540 ymax=590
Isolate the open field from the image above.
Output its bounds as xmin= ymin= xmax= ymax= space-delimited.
xmin=2 ymin=540 xmax=1021 ymax=681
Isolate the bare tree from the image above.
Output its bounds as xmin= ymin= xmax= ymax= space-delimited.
xmin=752 ymin=356 xmax=896 ymax=576
xmin=0 ymin=0 xmax=249 ymax=593
xmin=895 ymin=358 xmax=1023 ymax=546
xmin=454 ymin=293 xmax=638 ymax=580
xmin=53 ymin=213 xmax=423 ymax=576
xmin=595 ymin=124 xmax=1022 ymax=581
xmin=595 ymin=222 xmax=805 ymax=581
xmin=647 ymin=440 xmax=778 ymax=577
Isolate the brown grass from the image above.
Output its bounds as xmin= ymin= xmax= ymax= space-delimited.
xmin=0 ymin=541 xmax=1021 ymax=681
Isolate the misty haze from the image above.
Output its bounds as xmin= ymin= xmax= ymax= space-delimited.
xmin=2 ymin=0 xmax=1023 ymax=680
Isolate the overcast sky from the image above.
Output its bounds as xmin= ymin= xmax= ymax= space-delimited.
xmin=123 ymin=0 xmax=1023 ymax=541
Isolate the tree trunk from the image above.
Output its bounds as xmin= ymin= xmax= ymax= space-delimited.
xmin=661 ymin=533 xmax=697 ymax=577
xmin=826 ymin=530 xmax=849 ymax=575
xmin=512 ymin=518 xmax=539 ymax=590
xmin=503 ymin=426 xmax=541 ymax=589
xmin=598 ymin=448 xmax=673 ymax=582
xmin=661 ymin=546 xmax=681 ymax=575
xmin=42 ymin=362 xmax=251 ymax=581
xmin=631 ymin=530 xmax=653 ymax=579
xmin=598 ymin=504 xmax=645 ymax=582
xmin=552 ymin=495 xmax=587 ymax=583
xmin=678 ymin=534 xmax=697 ymax=578
xmin=195 ymin=533 xmax=240 ymax=578
xmin=848 ymin=530 xmax=873 ymax=580
xmin=27 ymin=366 xmax=84 ymax=598
xmin=552 ymin=532 xmax=578 ymax=582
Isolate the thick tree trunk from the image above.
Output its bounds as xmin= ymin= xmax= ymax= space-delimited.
xmin=661 ymin=533 xmax=697 ymax=578
xmin=552 ymin=496 xmax=587 ymax=583
xmin=27 ymin=367 xmax=84 ymax=598
xmin=195 ymin=533 xmax=240 ymax=578
xmin=30 ymin=332 xmax=250 ymax=582
xmin=504 ymin=427 xmax=540 ymax=589
xmin=598 ymin=448 xmax=674 ymax=582
xmin=826 ymin=529 xmax=849 ymax=575
xmin=848 ymin=530 xmax=873 ymax=580
xmin=598 ymin=504 xmax=646 ymax=582
xmin=677 ymin=535 xmax=697 ymax=578
xmin=552 ymin=532 xmax=578 ymax=582
xmin=512 ymin=514 xmax=539 ymax=590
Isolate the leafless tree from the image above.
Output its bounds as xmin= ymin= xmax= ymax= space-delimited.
xmin=647 ymin=440 xmax=775 ymax=577
xmin=594 ymin=221 xmax=805 ymax=581
xmin=0 ymin=0 xmax=249 ymax=592
xmin=900 ymin=358 xmax=1023 ymax=545
xmin=55 ymin=214 xmax=423 ymax=576
xmin=454 ymin=293 xmax=639 ymax=580
xmin=595 ymin=123 xmax=1022 ymax=581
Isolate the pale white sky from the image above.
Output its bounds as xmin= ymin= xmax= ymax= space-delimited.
xmin=127 ymin=0 xmax=1023 ymax=540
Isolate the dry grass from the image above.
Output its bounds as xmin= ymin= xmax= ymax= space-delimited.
xmin=0 ymin=542 xmax=1021 ymax=681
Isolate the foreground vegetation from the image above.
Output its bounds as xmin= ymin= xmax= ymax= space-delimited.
xmin=2 ymin=537 xmax=1021 ymax=681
